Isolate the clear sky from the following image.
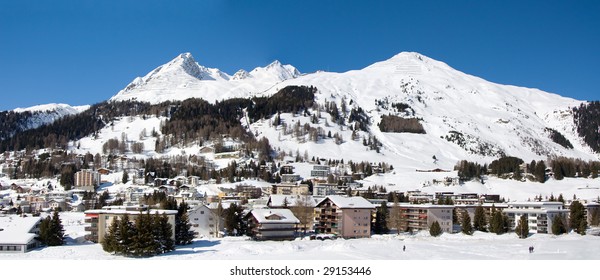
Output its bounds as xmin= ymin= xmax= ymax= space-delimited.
xmin=1 ymin=0 xmax=599 ymax=111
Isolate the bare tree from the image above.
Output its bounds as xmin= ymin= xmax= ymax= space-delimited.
xmin=210 ymin=202 xmax=224 ymax=238
xmin=388 ymin=193 xmax=404 ymax=234
xmin=291 ymin=195 xmax=315 ymax=237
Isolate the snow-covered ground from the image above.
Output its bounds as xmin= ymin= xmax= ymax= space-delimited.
xmin=2 ymin=212 xmax=598 ymax=260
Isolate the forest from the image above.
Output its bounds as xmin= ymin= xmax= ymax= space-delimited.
xmin=573 ymin=101 xmax=600 ymax=153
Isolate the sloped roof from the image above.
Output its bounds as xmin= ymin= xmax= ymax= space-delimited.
xmin=316 ymin=195 xmax=375 ymax=209
xmin=0 ymin=216 xmax=41 ymax=244
xmin=248 ymin=209 xmax=300 ymax=224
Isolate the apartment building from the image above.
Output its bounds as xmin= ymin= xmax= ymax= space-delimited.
xmin=395 ymin=204 xmax=454 ymax=233
xmin=84 ymin=205 xmax=177 ymax=243
xmin=74 ymin=169 xmax=101 ymax=190
xmin=0 ymin=216 xmax=41 ymax=253
xmin=503 ymin=202 xmax=569 ymax=234
xmin=315 ymin=195 xmax=375 ymax=238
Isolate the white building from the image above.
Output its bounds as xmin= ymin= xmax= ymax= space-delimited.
xmin=504 ymin=202 xmax=569 ymax=234
xmin=0 ymin=216 xmax=42 ymax=253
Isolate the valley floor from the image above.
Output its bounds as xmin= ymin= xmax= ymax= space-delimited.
xmin=2 ymin=213 xmax=599 ymax=260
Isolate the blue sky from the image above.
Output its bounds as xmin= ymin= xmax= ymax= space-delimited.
xmin=1 ymin=0 xmax=599 ymax=111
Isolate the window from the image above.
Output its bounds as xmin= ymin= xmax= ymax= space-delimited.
xmin=194 ymin=218 xmax=198 ymax=221
xmin=201 ymin=211 xmax=205 ymax=214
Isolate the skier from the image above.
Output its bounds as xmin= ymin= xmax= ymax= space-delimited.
xmin=403 ymin=245 xmax=406 ymax=252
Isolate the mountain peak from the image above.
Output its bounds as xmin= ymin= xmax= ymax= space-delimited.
xmin=266 ymin=60 xmax=282 ymax=68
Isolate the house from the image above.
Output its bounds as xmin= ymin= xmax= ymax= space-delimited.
xmin=503 ymin=202 xmax=569 ymax=234
xmin=188 ymin=203 xmax=232 ymax=238
xmin=84 ymin=205 xmax=177 ymax=243
xmin=245 ymin=209 xmax=299 ymax=240
xmin=0 ymin=216 xmax=42 ymax=253
xmin=314 ymin=195 xmax=375 ymax=238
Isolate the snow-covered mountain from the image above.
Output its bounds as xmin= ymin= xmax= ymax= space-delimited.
xmin=7 ymin=103 xmax=89 ymax=135
xmin=110 ymin=53 xmax=301 ymax=104
xmin=105 ymin=52 xmax=595 ymax=168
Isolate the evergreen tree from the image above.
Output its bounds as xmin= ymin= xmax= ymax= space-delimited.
xmin=515 ymin=215 xmax=529 ymax=238
xmin=46 ymin=209 xmax=65 ymax=246
xmin=122 ymin=171 xmax=129 ymax=184
xmin=534 ymin=161 xmax=547 ymax=183
xmin=461 ymin=211 xmax=473 ymax=235
xmin=223 ymin=203 xmax=243 ymax=236
xmin=156 ymin=213 xmax=175 ymax=253
xmin=473 ymin=205 xmax=487 ymax=232
xmin=116 ymin=214 xmax=135 ymax=255
xmin=372 ymin=201 xmax=389 ymax=234
xmin=429 ymin=221 xmax=442 ymax=237
xmin=37 ymin=216 xmax=51 ymax=245
xmin=557 ymin=194 xmax=565 ymax=204
xmin=131 ymin=211 xmax=158 ymax=257
xmin=175 ymin=202 xmax=196 ymax=245
xmin=102 ymin=217 xmax=120 ymax=253
xmin=569 ymin=201 xmax=586 ymax=235
xmin=551 ymin=214 xmax=567 ymax=235
xmin=489 ymin=206 xmax=507 ymax=234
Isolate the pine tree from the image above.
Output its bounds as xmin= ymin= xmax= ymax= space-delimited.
xmin=156 ymin=213 xmax=175 ymax=253
xmin=473 ymin=205 xmax=487 ymax=232
xmin=515 ymin=215 xmax=529 ymax=238
xmin=551 ymin=214 xmax=567 ymax=235
xmin=116 ymin=214 xmax=135 ymax=255
xmin=102 ymin=217 xmax=120 ymax=253
xmin=46 ymin=209 xmax=65 ymax=246
xmin=461 ymin=211 xmax=473 ymax=235
xmin=122 ymin=171 xmax=129 ymax=184
xmin=372 ymin=201 xmax=389 ymax=234
xmin=37 ymin=216 xmax=51 ymax=245
xmin=569 ymin=201 xmax=586 ymax=235
xmin=175 ymin=202 xmax=196 ymax=245
xmin=429 ymin=221 xmax=442 ymax=237
xmin=224 ymin=203 xmax=242 ymax=236
xmin=489 ymin=207 xmax=507 ymax=234
xmin=131 ymin=211 xmax=158 ymax=257
xmin=557 ymin=193 xmax=565 ymax=204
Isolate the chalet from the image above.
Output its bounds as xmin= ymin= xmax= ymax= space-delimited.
xmin=245 ymin=209 xmax=299 ymax=240
xmin=314 ymin=196 xmax=375 ymax=238
xmin=0 ymin=216 xmax=42 ymax=253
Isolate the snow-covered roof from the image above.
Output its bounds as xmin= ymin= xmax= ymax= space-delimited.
xmin=317 ymin=195 xmax=375 ymax=209
xmin=0 ymin=216 xmax=41 ymax=244
xmin=248 ymin=209 xmax=299 ymax=224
